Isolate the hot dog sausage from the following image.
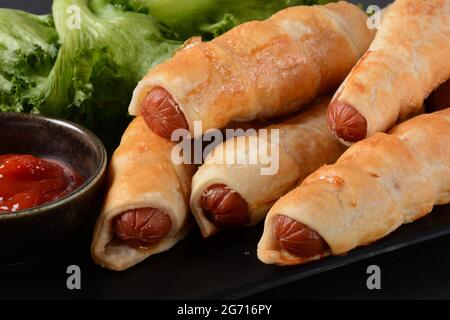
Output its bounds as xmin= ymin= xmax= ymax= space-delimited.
xmin=113 ymin=208 xmax=171 ymax=248
xmin=327 ymin=100 xmax=367 ymax=143
xmin=273 ymin=215 xmax=328 ymax=258
xmin=141 ymin=87 xmax=189 ymax=139
xmin=201 ymin=184 xmax=249 ymax=228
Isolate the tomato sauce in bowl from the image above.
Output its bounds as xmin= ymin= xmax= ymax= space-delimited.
xmin=0 ymin=112 xmax=107 ymax=265
xmin=0 ymin=154 xmax=84 ymax=214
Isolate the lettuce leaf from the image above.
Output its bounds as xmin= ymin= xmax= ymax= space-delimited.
xmin=0 ymin=9 xmax=58 ymax=113
xmin=112 ymin=0 xmax=336 ymax=40
xmin=40 ymin=0 xmax=180 ymax=128
xmin=1 ymin=0 xmax=180 ymax=145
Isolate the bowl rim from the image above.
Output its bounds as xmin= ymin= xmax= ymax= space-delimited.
xmin=0 ymin=112 xmax=107 ymax=220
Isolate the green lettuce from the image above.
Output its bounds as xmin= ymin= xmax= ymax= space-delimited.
xmin=41 ymin=0 xmax=180 ymax=130
xmin=0 ymin=9 xmax=58 ymax=113
xmin=1 ymin=0 xmax=180 ymax=144
xmin=111 ymin=0 xmax=335 ymax=40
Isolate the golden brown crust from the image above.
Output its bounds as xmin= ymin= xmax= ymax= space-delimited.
xmin=258 ymin=109 xmax=450 ymax=265
xmin=129 ymin=2 xmax=374 ymax=137
xmin=91 ymin=117 xmax=194 ymax=271
xmin=330 ymin=0 xmax=450 ymax=144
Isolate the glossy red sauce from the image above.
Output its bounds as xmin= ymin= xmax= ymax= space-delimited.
xmin=0 ymin=154 xmax=84 ymax=214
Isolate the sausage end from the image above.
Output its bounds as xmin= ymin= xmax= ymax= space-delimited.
xmin=273 ymin=215 xmax=328 ymax=258
xmin=141 ymin=87 xmax=189 ymax=139
xmin=113 ymin=208 xmax=172 ymax=248
xmin=328 ymin=100 xmax=367 ymax=143
xmin=201 ymin=184 xmax=249 ymax=228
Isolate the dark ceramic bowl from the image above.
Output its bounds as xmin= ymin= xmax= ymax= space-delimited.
xmin=0 ymin=113 xmax=107 ymax=266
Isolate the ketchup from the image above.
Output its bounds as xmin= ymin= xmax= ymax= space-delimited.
xmin=0 ymin=154 xmax=84 ymax=214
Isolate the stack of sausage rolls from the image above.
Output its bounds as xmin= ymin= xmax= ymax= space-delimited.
xmin=91 ymin=0 xmax=450 ymax=271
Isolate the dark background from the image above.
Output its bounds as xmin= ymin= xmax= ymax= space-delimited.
xmin=1 ymin=0 xmax=449 ymax=300
xmin=0 ymin=0 xmax=392 ymax=15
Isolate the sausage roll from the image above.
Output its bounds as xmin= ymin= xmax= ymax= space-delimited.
xmin=328 ymin=0 xmax=450 ymax=145
xmin=91 ymin=117 xmax=194 ymax=271
xmin=190 ymin=98 xmax=347 ymax=238
xmin=129 ymin=1 xmax=374 ymax=139
xmin=258 ymin=109 xmax=450 ymax=265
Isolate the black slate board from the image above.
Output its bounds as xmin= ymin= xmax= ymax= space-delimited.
xmin=4 ymin=0 xmax=449 ymax=300
xmin=1 ymin=203 xmax=450 ymax=299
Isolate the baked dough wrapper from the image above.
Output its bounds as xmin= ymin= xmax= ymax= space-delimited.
xmin=129 ymin=1 xmax=374 ymax=137
xmin=191 ymin=98 xmax=346 ymax=237
xmin=91 ymin=117 xmax=194 ymax=271
xmin=259 ymin=109 xmax=450 ymax=265
xmin=332 ymin=0 xmax=450 ymax=144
